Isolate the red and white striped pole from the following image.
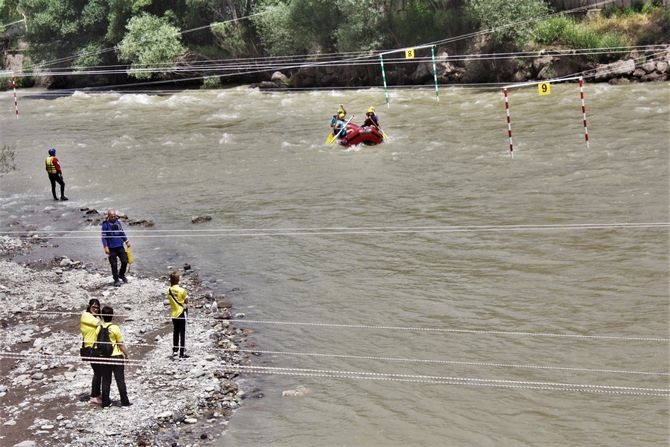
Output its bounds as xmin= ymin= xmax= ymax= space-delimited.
xmin=12 ymin=77 xmax=19 ymax=118
xmin=579 ymin=77 xmax=589 ymax=148
xmin=503 ymin=88 xmax=513 ymax=157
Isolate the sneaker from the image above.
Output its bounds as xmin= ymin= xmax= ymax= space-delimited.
xmin=179 ymin=354 xmax=190 ymax=359
xmin=90 ymin=397 xmax=102 ymax=405
xmin=53 ymin=197 xmax=59 ymax=201
xmin=119 ymin=275 xmax=128 ymax=283
xmin=60 ymin=196 xmax=69 ymax=201
xmin=121 ymin=402 xmax=133 ymax=407
xmin=113 ymin=281 xmax=121 ymax=287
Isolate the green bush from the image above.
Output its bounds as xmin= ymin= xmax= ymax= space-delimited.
xmin=201 ymin=76 xmax=221 ymax=89
xmin=535 ymin=16 xmax=573 ymax=43
xmin=534 ymin=15 xmax=627 ymax=61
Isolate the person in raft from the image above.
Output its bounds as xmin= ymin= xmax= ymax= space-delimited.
xmin=45 ymin=147 xmax=68 ymax=201
xmin=330 ymin=104 xmax=348 ymax=137
xmin=362 ymin=106 xmax=380 ymax=128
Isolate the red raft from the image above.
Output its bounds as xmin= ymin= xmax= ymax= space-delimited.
xmin=339 ymin=123 xmax=384 ymax=147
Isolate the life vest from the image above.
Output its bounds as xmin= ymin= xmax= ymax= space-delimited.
xmin=45 ymin=156 xmax=57 ymax=174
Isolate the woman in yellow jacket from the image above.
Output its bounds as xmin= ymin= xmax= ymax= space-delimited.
xmin=79 ymin=299 xmax=102 ymax=405
xmin=168 ymin=271 xmax=189 ymax=359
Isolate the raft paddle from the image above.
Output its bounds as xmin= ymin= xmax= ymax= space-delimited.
xmin=326 ymin=115 xmax=354 ymax=144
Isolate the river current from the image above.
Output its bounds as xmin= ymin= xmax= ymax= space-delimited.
xmin=1 ymin=83 xmax=668 ymax=446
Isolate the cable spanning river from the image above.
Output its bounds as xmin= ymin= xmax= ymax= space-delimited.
xmin=1 ymin=83 xmax=668 ymax=446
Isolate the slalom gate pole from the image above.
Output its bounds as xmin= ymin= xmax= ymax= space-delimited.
xmin=503 ymin=88 xmax=513 ymax=157
xmin=12 ymin=77 xmax=18 ymax=118
xmin=431 ymin=46 xmax=439 ymax=102
xmin=579 ymin=77 xmax=589 ymax=149
xmin=380 ymin=55 xmax=390 ymax=107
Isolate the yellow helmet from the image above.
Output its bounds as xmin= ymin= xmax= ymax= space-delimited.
xmin=337 ymin=109 xmax=345 ymax=118
xmin=367 ymin=106 xmax=375 ymax=114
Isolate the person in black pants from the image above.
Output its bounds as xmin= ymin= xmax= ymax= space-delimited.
xmin=167 ymin=271 xmax=189 ymax=359
xmin=98 ymin=306 xmax=132 ymax=407
xmin=101 ymin=209 xmax=130 ymax=287
xmin=44 ymin=148 xmax=68 ymax=201
xmin=79 ymin=298 xmax=102 ymax=405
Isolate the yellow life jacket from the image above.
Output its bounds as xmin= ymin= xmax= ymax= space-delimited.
xmin=45 ymin=156 xmax=57 ymax=174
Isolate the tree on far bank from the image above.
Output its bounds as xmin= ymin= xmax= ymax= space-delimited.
xmin=117 ymin=13 xmax=186 ymax=80
xmin=467 ymin=0 xmax=550 ymax=48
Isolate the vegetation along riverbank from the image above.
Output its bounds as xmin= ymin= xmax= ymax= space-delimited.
xmin=1 ymin=0 xmax=669 ymax=90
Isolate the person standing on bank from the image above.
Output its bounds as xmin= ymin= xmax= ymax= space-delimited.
xmin=167 ymin=271 xmax=189 ymax=359
xmin=101 ymin=209 xmax=130 ymax=287
xmin=80 ymin=298 xmax=103 ymax=405
xmin=45 ymin=148 xmax=68 ymax=201
xmin=98 ymin=306 xmax=132 ymax=407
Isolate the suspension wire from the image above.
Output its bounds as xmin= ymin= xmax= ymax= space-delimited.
xmin=8 ymin=45 xmax=662 ymax=81
xmin=1 ymin=222 xmax=668 ymax=240
xmin=2 ymin=352 xmax=667 ymax=398
xmin=7 ymin=310 xmax=668 ymax=343
xmin=229 ymin=319 xmax=670 ymax=343
xmin=224 ymin=349 xmax=670 ymax=377
xmin=18 ymin=330 xmax=668 ymax=377
xmin=2 ymin=351 xmax=144 ymax=367
xmin=227 ymin=365 xmax=670 ymax=397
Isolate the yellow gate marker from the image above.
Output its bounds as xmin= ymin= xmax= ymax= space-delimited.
xmin=405 ymin=48 xmax=415 ymax=59
xmin=538 ymin=82 xmax=551 ymax=96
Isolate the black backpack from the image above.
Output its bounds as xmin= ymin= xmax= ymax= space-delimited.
xmin=94 ymin=324 xmax=114 ymax=357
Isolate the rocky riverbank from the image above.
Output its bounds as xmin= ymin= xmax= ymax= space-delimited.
xmin=256 ymin=44 xmax=670 ymax=89
xmin=0 ymin=235 xmax=252 ymax=447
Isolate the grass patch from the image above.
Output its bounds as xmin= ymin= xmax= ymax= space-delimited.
xmin=534 ymin=15 xmax=629 ymax=61
xmin=535 ymin=6 xmax=669 ymax=51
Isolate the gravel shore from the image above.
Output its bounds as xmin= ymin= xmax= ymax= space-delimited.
xmin=0 ymin=235 xmax=250 ymax=447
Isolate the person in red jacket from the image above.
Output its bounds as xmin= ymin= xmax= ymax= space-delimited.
xmin=44 ymin=148 xmax=68 ymax=201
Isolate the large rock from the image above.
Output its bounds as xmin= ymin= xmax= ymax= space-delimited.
xmin=270 ymin=71 xmax=288 ymax=84
xmin=595 ymin=59 xmax=636 ymax=81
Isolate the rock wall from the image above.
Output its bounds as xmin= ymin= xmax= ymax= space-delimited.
xmin=261 ymin=45 xmax=670 ymax=90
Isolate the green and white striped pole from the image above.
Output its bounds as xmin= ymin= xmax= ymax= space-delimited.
xmin=431 ymin=46 xmax=439 ymax=102
xmin=379 ymin=55 xmax=390 ymax=107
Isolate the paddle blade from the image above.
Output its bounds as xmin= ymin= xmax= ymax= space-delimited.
xmin=326 ymin=132 xmax=336 ymax=144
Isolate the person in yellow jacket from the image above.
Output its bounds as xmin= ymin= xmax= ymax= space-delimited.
xmin=167 ymin=271 xmax=189 ymax=359
xmin=79 ymin=299 xmax=102 ymax=404
xmin=98 ymin=306 xmax=131 ymax=407
xmin=45 ymin=148 xmax=68 ymax=201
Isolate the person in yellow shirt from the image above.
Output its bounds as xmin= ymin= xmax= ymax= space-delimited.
xmin=167 ymin=271 xmax=189 ymax=359
xmin=98 ymin=306 xmax=131 ymax=407
xmin=79 ymin=299 xmax=102 ymax=405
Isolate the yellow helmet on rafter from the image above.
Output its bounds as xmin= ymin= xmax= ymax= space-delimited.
xmin=337 ymin=109 xmax=345 ymax=118
xmin=367 ymin=106 xmax=375 ymax=114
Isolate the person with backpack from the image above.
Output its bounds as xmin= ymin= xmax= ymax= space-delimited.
xmin=97 ymin=306 xmax=132 ymax=407
xmin=79 ymin=298 xmax=103 ymax=405
xmin=167 ymin=271 xmax=189 ymax=359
